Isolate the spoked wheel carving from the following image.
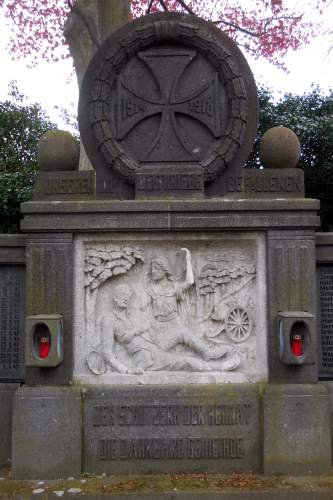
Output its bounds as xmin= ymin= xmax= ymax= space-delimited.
xmin=225 ymin=306 xmax=252 ymax=343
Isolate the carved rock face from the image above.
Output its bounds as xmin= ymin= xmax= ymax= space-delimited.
xmin=79 ymin=12 xmax=258 ymax=194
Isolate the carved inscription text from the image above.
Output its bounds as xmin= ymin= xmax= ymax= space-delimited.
xmin=319 ymin=266 xmax=333 ymax=370
xmin=136 ymin=173 xmax=203 ymax=192
xmin=45 ymin=177 xmax=94 ymax=195
xmin=91 ymin=403 xmax=251 ymax=461
xmin=99 ymin=438 xmax=244 ymax=460
xmin=93 ymin=404 xmax=251 ymax=427
xmin=0 ymin=267 xmax=24 ymax=378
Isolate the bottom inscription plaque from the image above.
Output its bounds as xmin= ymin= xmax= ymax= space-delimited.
xmin=83 ymin=385 xmax=260 ymax=474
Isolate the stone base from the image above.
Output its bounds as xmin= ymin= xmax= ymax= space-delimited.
xmin=0 ymin=384 xmax=19 ymax=467
xmin=263 ymin=384 xmax=331 ymax=475
xmin=12 ymin=387 xmax=82 ymax=479
xmin=10 ymin=383 xmax=333 ymax=479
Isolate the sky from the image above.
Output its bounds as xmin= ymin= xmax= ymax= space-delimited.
xmin=0 ymin=1 xmax=332 ymax=132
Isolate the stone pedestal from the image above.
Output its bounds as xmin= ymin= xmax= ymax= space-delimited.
xmin=263 ymin=384 xmax=331 ymax=475
xmin=10 ymin=198 xmax=330 ymax=478
xmin=12 ymin=386 xmax=82 ymax=479
xmin=0 ymin=384 xmax=18 ymax=467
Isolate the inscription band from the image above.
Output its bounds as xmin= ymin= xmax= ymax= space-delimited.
xmin=99 ymin=438 xmax=244 ymax=460
xmin=93 ymin=404 xmax=251 ymax=427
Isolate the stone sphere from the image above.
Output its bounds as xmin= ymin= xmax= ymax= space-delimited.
xmin=259 ymin=126 xmax=301 ymax=169
xmin=37 ymin=130 xmax=79 ymax=171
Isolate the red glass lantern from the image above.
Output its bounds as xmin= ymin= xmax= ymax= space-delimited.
xmin=39 ymin=337 xmax=50 ymax=359
xmin=291 ymin=334 xmax=302 ymax=357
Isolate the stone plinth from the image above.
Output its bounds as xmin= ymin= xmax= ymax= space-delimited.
xmin=0 ymin=384 xmax=18 ymax=467
xmin=263 ymin=384 xmax=331 ymax=475
xmin=12 ymin=387 xmax=82 ymax=479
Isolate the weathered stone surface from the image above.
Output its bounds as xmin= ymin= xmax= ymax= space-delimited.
xmin=260 ymin=127 xmax=301 ymax=169
xmin=0 ymin=234 xmax=26 ymax=265
xmin=0 ymin=266 xmax=25 ymax=381
xmin=266 ymin=230 xmax=318 ymax=383
xmin=12 ymin=386 xmax=82 ymax=479
xmin=25 ymin=234 xmax=74 ymax=386
xmin=20 ymin=199 xmax=320 ymax=233
xmin=83 ymin=385 xmax=261 ymax=475
xmin=316 ymin=232 xmax=333 ymax=264
xmin=74 ymin=232 xmax=267 ymax=385
xmin=0 ymin=384 xmax=18 ymax=467
xmin=79 ymin=12 xmax=258 ymax=198
xmin=33 ymin=171 xmax=95 ymax=200
xmin=37 ymin=130 xmax=79 ymax=172
xmin=263 ymin=384 xmax=331 ymax=475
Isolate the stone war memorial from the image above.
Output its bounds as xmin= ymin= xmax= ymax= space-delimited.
xmin=1 ymin=8 xmax=333 ymax=484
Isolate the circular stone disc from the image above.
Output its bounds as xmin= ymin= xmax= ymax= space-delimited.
xmin=79 ymin=12 xmax=258 ymax=184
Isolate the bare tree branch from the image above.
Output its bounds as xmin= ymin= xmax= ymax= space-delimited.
xmin=146 ymin=0 xmax=155 ymax=14
xmin=262 ymin=15 xmax=302 ymax=32
xmin=212 ymin=13 xmax=303 ymax=39
xmin=158 ymin=0 xmax=169 ymax=11
xmin=175 ymin=0 xmax=195 ymax=15
xmin=212 ymin=19 xmax=261 ymax=38
xmin=237 ymin=43 xmax=257 ymax=55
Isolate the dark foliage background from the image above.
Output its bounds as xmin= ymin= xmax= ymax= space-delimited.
xmin=247 ymin=86 xmax=333 ymax=230
xmin=0 ymin=82 xmax=56 ymax=233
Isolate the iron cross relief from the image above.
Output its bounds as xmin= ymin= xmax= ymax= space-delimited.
xmin=116 ymin=49 xmax=223 ymax=162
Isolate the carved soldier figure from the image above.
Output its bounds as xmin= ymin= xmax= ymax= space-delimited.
xmin=99 ymin=284 xmax=151 ymax=374
xmin=97 ymin=280 xmax=240 ymax=374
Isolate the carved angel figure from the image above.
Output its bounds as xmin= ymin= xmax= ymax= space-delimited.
xmin=144 ymin=248 xmax=230 ymax=361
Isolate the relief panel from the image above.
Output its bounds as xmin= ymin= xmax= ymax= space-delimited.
xmin=74 ymin=233 xmax=267 ymax=384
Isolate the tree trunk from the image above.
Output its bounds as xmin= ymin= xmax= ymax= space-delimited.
xmin=64 ymin=0 xmax=131 ymax=171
